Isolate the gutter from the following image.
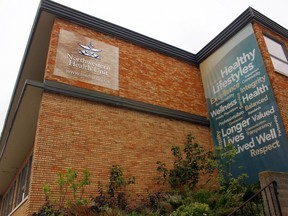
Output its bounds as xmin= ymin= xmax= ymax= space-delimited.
xmin=0 ymin=79 xmax=209 ymax=160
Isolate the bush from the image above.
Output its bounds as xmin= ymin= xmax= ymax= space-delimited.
xmin=154 ymin=136 xmax=260 ymax=216
xmin=33 ymin=168 xmax=92 ymax=215
xmin=33 ymin=135 xmax=259 ymax=216
xmin=156 ymin=134 xmax=216 ymax=192
xmin=171 ymin=202 xmax=211 ymax=216
xmin=32 ymin=202 xmax=64 ymax=216
xmin=91 ymin=165 xmax=135 ymax=213
xmin=55 ymin=168 xmax=91 ymax=207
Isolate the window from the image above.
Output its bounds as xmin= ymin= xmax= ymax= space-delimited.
xmin=25 ymin=156 xmax=33 ymax=198
xmin=1 ymin=182 xmax=16 ymax=216
xmin=15 ymin=155 xmax=32 ymax=206
xmin=16 ymin=163 xmax=28 ymax=205
xmin=1 ymin=155 xmax=32 ymax=216
xmin=264 ymin=35 xmax=288 ymax=76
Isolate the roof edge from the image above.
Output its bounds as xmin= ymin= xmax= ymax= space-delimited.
xmin=252 ymin=8 xmax=288 ymax=39
xmin=0 ymin=3 xmax=43 ymax=153
xmin=39 ymin=2 xmax=288 ymax=64
xmin=196 ymin=7 xmax=253 ymax=63
xmin=196 ymin=7 xmax=288 ymax=63
xmin=40 ymin=0 xmax=197 ymax=64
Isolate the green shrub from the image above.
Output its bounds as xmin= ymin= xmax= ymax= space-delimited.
xmin=171 ymin=202 xmax=211 ymax=216
xmin=55 ymin=168 xmax=91 ymax=206
xmin=32 ymin=201 xmax=64 ymax=216
xmin=156 ymin=134 xmax=216 ymax=192
xmin=154 ymin=136 xmax=259 ymax=216
xmin=33 ymin=168 xmax=91 ymax=215
xmin=91 ymin=164 xmax=135 ymax=213
xmin=192 ymin=189 xmax=213 ymax=206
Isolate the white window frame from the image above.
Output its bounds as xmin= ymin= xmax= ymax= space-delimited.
xmin=264 ymin=35 xmax=288 ymax=77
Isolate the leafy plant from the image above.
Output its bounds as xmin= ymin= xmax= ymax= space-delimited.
xmin=43 ymin=168 xmax=91 ymax=208
xmin=77 ymin=169 xmax=91 ymax=205
xmin=32 ymin=201 xmax=64 ymax=216
xmin=108 ymin=165 xmax=135 ymax=196
xmin=153 ymin=135 xmax=260 ymax=216
xmin=55 ymin=168 xmax=91 ymax=206
xmin=202 ymin=143 xmax=258 ymax=215
xmin=33 ymin=135 xmax=261 ymax=216
xmin=91 ymin=164 xmax=135 ymax=213
xmin=34 ymin=168 xmax=91 ymax=216
xmin=170 ymin=202 xmax=211 ymax=216
xmin=43 ymin=183 xmax=51 ymax=202
xmin=156 ymin=134 xmax=216 ymax=191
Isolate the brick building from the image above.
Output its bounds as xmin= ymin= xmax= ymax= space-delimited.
xmin=0 ymin=1 xmax=287 ymax=215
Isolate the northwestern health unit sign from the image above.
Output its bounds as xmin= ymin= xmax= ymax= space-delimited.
xmin=200 ymin=24 xmax=288 ymax=183
xmin=54 ymin=29 xmax=119 ymax=90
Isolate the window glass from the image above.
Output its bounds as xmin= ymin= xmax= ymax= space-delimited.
xmin=8 ymin=182 xmax=16 ymax=213
xmin=1 ymin=195 xmax=8 ymax=216
xmin=1 ymin=181 xmax=16 ymax=216
xmin=1 ymin=155 xmax=33 ymax=215
xmin=271 ymin=57 xmax=288 ymax=75
xmin=264 ymin=36 xmax=287 ymax=61
xmin=264 ymin=35 xmax=288 ymax=76
xmin=25 ymin=156 xmax=33 ymax=197
xmin=7 ymin=188 xmax=12 ymax=213
xmin=15 ymin=173 xmax=22 ymax=205
xmin=18 ymin=162 xmax=28 ymax=204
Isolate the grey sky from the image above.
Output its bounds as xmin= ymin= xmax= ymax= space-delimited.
xmin=0 ymin=0 xmax=287 ymax=132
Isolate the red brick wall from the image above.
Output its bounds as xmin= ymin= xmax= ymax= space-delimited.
xmin=27 ymin=93 xmax=212 ymax=214
xmin=253 ymin=22 xmax=288 ymax=136
xmin=11 ymin=200 xmax=28 ymax=216
xmin=45 ymin=19 xmax=207 ymax=117
xmin=26 ymin=19 xmax=212 ymax=214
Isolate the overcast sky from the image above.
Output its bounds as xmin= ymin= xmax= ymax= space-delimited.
xmin=0 ymin=0 xmax=287 ymax=132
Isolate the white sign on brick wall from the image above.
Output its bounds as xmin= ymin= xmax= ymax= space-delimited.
xmin=54 ymin=29 xmax=119 ymax=90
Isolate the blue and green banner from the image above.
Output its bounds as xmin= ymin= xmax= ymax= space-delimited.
xmin=200 ymin=24 xmax=288 ymax=183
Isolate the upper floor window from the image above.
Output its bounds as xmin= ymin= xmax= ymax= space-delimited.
xmin=15 ymin=155 xmax=32 ymax=206
xmin=264 ymin=35 xmax=288 ymax=77
xmin=0 ymin=155 xmax=32 ymax=216
xmin=1 ymin=182 xmax=16 ymax=216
